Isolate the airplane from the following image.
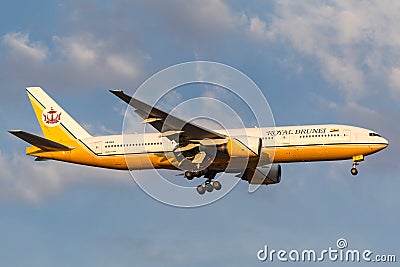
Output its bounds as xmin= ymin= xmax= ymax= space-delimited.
xmin=9 ymin=87 xmax=388 ymax=194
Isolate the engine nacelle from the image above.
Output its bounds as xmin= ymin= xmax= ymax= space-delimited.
xmin=242 ymin=164 xmax=282 ymax=185
xmin=220 ymin=136 xmax=262 ymax=157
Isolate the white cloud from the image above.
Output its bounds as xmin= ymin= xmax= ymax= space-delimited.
xmin=388 ymin=67 xmax=400 ymax=100
xmin=148 ymin=0 xmax=239 ymax=36
xmin=106 ymin=54 xmax=138 ymax=78
xmin=0 ymin=151 xmax=66 ymax=203
xmin=53 ymin=34 xmax=140 ymax=78
xmin=317 ymin=52 xmax=365 ymax=96
xmin=248 ymin=1 xmax=400 ymax=101
xmin=0 ymin=150 xmax=128 ymax=204
xmin=2 ymin=32 xmax=48 ymax=61
xmin=248 ymin=17 xmax=272 ymax=41
xmin=54 ymin=35 xmax=99 ymax=65
xmin=1 ymin=32 xmax=144 ymax=91
xmin=335 ymin=9 xmax=367 ymax=45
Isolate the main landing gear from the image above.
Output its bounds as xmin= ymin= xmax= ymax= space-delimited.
xmin=184 ymin=170 xmax=202 ymax=180
xmin=185 ymin=169 xmax=222 ymax=195
xmin=351 ymin=155 xmax=364 ymax=176
xmin=196 ymin=180 xmax=222 ymax=195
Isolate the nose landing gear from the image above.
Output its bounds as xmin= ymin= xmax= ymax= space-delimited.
xmin=351 ymin=155 xmax=364 ymax=176
xmin=351 ymin=165 xmax=358 ymax=176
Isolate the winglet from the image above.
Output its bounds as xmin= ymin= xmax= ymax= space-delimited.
xmin=109 ymin=89 xmax=132 ymax=104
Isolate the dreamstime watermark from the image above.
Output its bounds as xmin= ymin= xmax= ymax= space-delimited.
xmin=257 ymin=238 xmax=397 ymax=263
xmin=122 ymin=61 xmax=276 ymax=207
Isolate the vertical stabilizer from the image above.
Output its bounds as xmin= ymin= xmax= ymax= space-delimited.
xmin=26 ymin=87 xmax=92 ymax=142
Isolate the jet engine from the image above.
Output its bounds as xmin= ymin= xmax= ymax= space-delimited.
xmin=219 ymin=137 xmax=262 ymax=158
xmin=241 ymin=164 xmax=281 ymax=185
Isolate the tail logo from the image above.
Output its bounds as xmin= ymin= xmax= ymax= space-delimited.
xmin=42 ymin=107 xmax=62 ymax=127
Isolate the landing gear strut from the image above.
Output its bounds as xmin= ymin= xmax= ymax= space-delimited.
xmin=351 ymin=155 xmax=364 ymax=176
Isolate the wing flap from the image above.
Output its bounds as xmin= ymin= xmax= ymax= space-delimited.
xmin=9 ymin=130 xmax=74 ymax=151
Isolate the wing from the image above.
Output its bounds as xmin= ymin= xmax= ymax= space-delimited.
xmin=109 ymin=90 xmax=226 ymax=143
xmin=110 ymin=90 xmax=268 ymax=176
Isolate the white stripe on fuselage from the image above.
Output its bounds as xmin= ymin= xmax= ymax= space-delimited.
xmin=80 ymin=124 xmax=387 ymax=157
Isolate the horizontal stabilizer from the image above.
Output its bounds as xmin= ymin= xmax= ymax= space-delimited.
xmin=8 ymin=130 xmax=74 ymax=151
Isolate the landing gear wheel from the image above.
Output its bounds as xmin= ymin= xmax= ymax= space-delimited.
xmin=351 ymin=167 xmax=358 ymax=176
xmin=205 ymin=183 xmax=214 ymax=192
xmin=185 ymin=171 xmax=194 ymax=180
xmin=196 ymin=185 xmax=205 ymax=195
xmin=212 ymin=181 xmax=222 ymax=190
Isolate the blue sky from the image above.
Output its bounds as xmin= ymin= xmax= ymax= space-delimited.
xmin=1 ymin=1 xmax=399 ymax=266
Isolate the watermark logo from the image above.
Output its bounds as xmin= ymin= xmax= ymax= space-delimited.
xmin=122 ymin=61 xmax=276 ymax=207
xmin=257 ymin=238 xmax=397 ymax=263
xmin=336 ymin=238 xmax=348 ymax=249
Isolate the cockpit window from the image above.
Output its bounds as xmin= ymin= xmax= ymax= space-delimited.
xmin=369 ymin=132 xmax=381 ymax=137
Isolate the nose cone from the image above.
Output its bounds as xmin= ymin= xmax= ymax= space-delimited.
xmin=376 ymin=136 xmax=389 ymax=152
xmin=382 ymin=137 xmax=389 ymax=147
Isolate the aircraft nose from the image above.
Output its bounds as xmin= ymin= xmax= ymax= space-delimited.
xmin=382 ymin=137 xmax=389 ymax=147
xmin=378 ymin=136 xmax=389 ymax=149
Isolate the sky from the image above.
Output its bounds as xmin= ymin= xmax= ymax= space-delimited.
xmin=1 ymin=1 xmax=399 ymax=266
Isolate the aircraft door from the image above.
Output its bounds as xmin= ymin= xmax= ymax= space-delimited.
xmin=92 ymin=141 xmax=103 ymax=154
xmin=282 ymin=134 xmax=290 ymax=144
xmin=344 ymin=129 xmax=351 ymax=141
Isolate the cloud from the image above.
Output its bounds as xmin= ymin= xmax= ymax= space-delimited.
xmin=388 ymin=67 xmax=400 ymax=100
xmin=2 ymin=32 xmax=48 ymax=62
xmin=106 ymin=54 xmax=138 ymax=78
xmin=0 ymin=150 xmax=128 ymax=204
xmin=53 ymin=34 xmax=141 ymax=79
xmin=0 ymin=151 xmax=68 ymax=203
xmin=248 ymin=17 xmax=271 ymax=41
xmin=249 ymin=1 xmax=400 ymax=102
xmin=142 ymin=0 xmax=240 ymax=37
xmin=54 ymin=35 xmax=99 ymax=65
xmin=1 ymin=32 xmax=145 ymax=93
